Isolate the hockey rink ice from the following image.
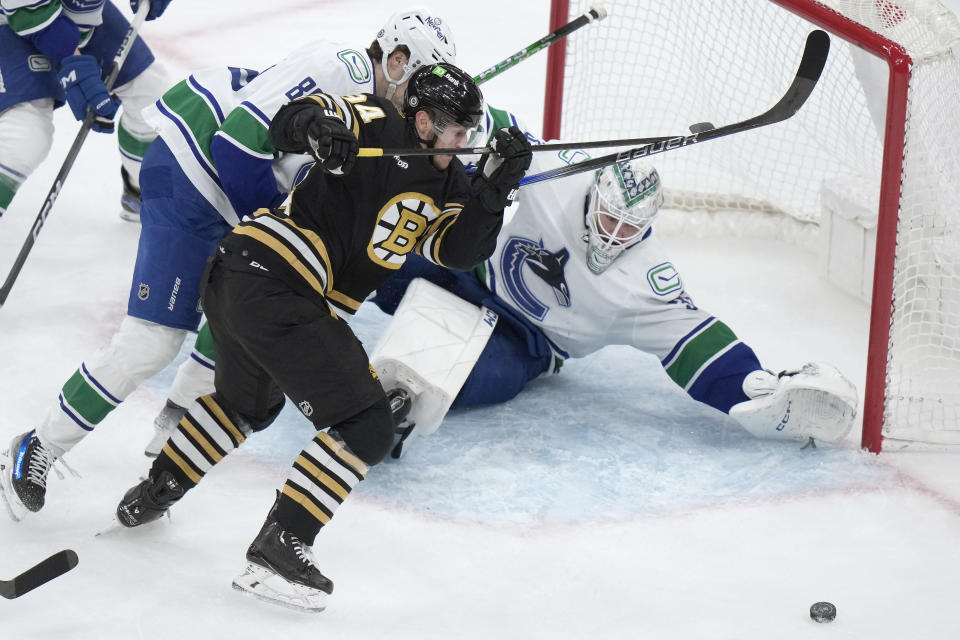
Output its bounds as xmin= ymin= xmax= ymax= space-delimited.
xmin=2 ymin=1 xmax=959 ymax=638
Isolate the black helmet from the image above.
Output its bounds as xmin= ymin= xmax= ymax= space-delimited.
xmin=402 ymin=63 xmax=484 ymax=131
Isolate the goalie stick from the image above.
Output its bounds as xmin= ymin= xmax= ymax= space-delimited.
xmin=0 ymin=549 xmax=79 ymax=599
xmin=358 ymin=30 xmax=830 ymax=181
xmin=0 ymin=1 xmax=152 ymax=308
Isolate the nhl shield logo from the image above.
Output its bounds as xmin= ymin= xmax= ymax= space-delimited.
xmin=137 ymin=283 xmax=150 ymax=301
xmin=298 ymin=400 xmax=314 ymax=417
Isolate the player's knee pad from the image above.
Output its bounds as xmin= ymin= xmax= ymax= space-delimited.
xmin=85 ymin=316 xmax=187 ymax=398
xmin=328 ymin=395 xmax=394 ymax=467
xmin=0 ymin=99 xmax=55 ymax=177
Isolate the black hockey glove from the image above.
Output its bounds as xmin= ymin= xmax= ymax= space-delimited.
xmin=471 ymin=126 xmax=533 ymax=213
xmin=288 ymin=106 xmax=359 ymax=176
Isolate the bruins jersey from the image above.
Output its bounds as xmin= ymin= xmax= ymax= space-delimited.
xmin=220 ymin=92 xmax=504 ymax=320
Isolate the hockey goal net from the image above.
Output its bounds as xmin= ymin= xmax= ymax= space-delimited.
xmin=543 ymin=0 xmax=960 ymax=452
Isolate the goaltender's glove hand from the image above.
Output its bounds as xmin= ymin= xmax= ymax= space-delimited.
xmin=471 ymin=126 xmax=533 ymax=213
xmin=57 ymin=55 xmax=121 ymax=133
xmin=130 ymin=0 xmax=173 ymax=21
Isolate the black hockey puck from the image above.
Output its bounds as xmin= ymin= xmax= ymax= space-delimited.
xmin=809 ymin=601 xmax=837 ymax=623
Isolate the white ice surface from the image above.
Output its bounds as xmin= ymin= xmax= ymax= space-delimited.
xmin=1 ymin=2 xmax=959 ymax=638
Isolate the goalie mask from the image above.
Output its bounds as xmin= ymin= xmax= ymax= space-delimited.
xmin=584 ymin=161 xmax=664 ymax=274
xmin=377 ymin=7 xmax=457 ymax=101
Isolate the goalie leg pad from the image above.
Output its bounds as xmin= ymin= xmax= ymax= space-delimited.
xmin=729 ymin=363 xmax=858 ymax=443
xmin=370 ymin=278 xmax=498 ymax=437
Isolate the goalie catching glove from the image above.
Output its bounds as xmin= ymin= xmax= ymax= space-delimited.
xmin=268 ymin=102 xmax=359 ymax=176
xmin=472 ymin=126 xmax=533 ymax=212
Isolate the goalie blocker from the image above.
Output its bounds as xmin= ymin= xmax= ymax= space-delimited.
xmin=370 ymin=278 xmax=498 ymax=457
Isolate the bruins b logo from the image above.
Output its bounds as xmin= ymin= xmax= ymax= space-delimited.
xmin=368 ymin=193 xmax=438 ymax=268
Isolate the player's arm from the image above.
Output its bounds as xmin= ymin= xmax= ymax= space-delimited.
xmin=3 ymin=0 xmax=79 ymax=65
xmin=211 ymin=41 xmax=374 ymax=218
xmin=419 ymin=126 xmax=532 ymax=270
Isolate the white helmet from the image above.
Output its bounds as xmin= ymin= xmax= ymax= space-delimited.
xmin=585 ymin=161 xmax=664 ymax=274
xmin=377 ymin=7 xmax=457 ymax=96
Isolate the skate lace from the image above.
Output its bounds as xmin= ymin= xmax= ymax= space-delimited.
xmin=290 ymin=535 xmax=317 ymax=568
xmin=24 ymin=441 xmax=57 ymax=488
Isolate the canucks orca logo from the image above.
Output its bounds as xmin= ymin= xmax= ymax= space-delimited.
xmin=500 ymin=236 xmax=571 ymax=321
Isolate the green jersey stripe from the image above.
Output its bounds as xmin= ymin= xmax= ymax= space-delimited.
xmin=665 ymin=320 xmax=740 ymax=389
xmin=220 ymin=107 xmax=275 ymax=157
xmin=160 ymin=80 xmax=222 ymax=168
xmin=6 ymin=1 xmax=59 ymax=36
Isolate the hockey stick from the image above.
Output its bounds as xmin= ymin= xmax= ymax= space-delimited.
xmin=358 ymin=135 xmax=671 ymax=158
xmin=519 ymin=29 xmax=830 ymax=185
xmin=0 ymin=1 xmax=151 ymax=307
xmin=359 ymin=29 xmax=829 ymax=173
xmin=0 ymin=549 xmax=79 ymax=599
xmin=472 ymin=3 xmax=607 ymax=85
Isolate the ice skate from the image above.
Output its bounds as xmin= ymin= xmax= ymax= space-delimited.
xmin=144 ymin=400 xmax=187 ymax=457
xmin=116 ymin=470 xmax=185 ymax=527
xmin=120 ymin=167 xmax=141 ymax=223
xmin=0 ymin=430 xmax=57 ymax=521
xmin=232 ymin=517 xmax=333 ymax=613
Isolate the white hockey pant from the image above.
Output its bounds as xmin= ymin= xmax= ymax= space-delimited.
xmin=112 ymin=61 xmax=172 ymax=189
xmin=37 ymin=316 xmax=187 ymax=456
xmin=0 ymin=99 xmax=55 ymax=215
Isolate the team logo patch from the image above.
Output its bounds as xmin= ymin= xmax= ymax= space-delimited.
xmin=646 ymin=262 xmax=682 ymax=295
xmin=28 ymin=56 xmax=52 ymax=72
xmin=137 ymin=284 xmax=150 ymax=301
xmin=368 ymin=194 xmax=437 ymax=268
xmin=298 ymin=400 xmax=314 ymax=417
xmin=368 ymin=364 xmax=379 ymax=380
xmin=336 ymin=49 xmax=372 ymax=84
xmin=500 ymin=236 xmax=571 ymax=322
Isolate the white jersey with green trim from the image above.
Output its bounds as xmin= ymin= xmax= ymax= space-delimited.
xmin=476 ymin=106 xmax=720 ymax=362
xmin=142 ymin=39 xmax=376 ymax=225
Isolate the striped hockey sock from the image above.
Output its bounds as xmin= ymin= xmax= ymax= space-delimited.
xmin=276 ymin=432 xmax=369 ymax=544
xmin=154 ymin=395 xmax=247 ymax=488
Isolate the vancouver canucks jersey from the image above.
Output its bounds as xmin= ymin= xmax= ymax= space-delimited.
xmin=222 ymin=92 xmax=504 ymax=321
xmin=1 ymin=0 xmax=104 ymax=46
xmin=142 ymin=39 xmax=377 ymax=226
xmin=477 ymin=106 xmax=742 ymax=379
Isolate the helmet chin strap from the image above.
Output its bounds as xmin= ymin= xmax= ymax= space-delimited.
xmin=384 ymin=81 xmax=400 ymax=103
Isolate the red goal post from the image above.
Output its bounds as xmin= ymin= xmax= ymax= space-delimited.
xmin=543 ymin=0 xmax=960 ymax=452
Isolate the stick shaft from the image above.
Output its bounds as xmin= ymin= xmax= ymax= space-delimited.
xmin=472 ymin=4 xmax=606 ymax=85
xmin=0 ymin=2 xmax=151 ymax=307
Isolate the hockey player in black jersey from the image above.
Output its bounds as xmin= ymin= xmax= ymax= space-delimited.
xmin=113 ymin=62 xmax=533 ymax=612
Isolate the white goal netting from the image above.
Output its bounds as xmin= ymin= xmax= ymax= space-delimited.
xmin=549 ymin=0 xmax=960 ymax=449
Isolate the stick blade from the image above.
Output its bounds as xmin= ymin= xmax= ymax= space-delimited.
xmin=799 ymin=30 xmax=831 ymax=83
xmin=0 ymin=549 xmax=78 ymax=599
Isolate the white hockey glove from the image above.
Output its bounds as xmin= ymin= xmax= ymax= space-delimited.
xmin=729 ymin=363 xmax=858 ymax=443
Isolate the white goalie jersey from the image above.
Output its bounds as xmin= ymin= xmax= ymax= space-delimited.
xmin=473 ymin=107 xmax=718 ymax=363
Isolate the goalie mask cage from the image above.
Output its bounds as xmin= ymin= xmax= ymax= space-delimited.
xmin=543 ymin=0 xmax=960 ymax=452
